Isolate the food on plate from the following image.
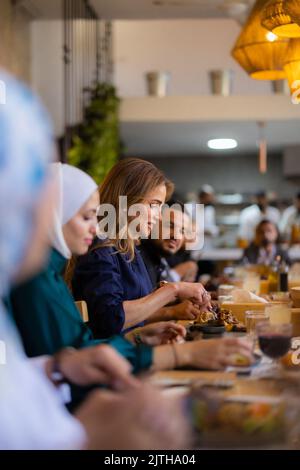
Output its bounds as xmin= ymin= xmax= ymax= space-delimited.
xmin=195 ymin=305 xmax=246 ymax=333
xmin=228 ymin=353 xmax=251 ymax=367
xmin=216 ymin=401 xmax=285 ymax=435
xmin=197 ymin=311 xmax=215 ymax=324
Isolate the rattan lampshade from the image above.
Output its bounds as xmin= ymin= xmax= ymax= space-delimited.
xmin=285 ymin=0 xmax=300 ymax=25
xmin=261 ymin=0 xmax=300 ymax=38
xmin=232 ymin=0 xmax=289 ymax=80
xmin=283 ymin=38 xmax=300 ymax=96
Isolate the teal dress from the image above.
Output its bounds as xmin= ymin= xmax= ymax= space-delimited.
xmin=8 ymin=249 xmax=153 ymax=408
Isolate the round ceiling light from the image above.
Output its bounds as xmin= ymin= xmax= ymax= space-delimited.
xmin=207 ymin=138 xmax=238 ymax=150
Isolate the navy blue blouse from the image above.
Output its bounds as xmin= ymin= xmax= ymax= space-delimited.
xmin=72 ymin=244 xmax=154 ymax=339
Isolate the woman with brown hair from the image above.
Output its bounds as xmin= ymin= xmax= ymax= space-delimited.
xmin=72 ymin=158 xmax=211 ymax=339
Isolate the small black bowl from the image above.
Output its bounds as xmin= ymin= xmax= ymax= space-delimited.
xmin=189 ymin=323 xmax=226 ymax=335
xmin=199 ymin=324 xmax=226 ymax=335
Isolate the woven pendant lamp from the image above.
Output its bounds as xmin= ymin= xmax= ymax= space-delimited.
xmin=232 ymin=0 xmax=289 ymax=80
xmin=283 ymin=38 xmax=300 ymax=100
xmin=261 ymin=0 xmax=300 ymax=38
xmin=285 ymin=0 xmax=300 ymax=25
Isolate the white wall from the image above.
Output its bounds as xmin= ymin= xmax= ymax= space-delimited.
xmin=31 ymin=19 xmax=99 ymax=137
xmin=31 ymin=20 xmax=64 ymax=136
xmin=114 ymin=19 xmax=272 ymax=97
xmin=0 ymin=0 xmax=32 ymax=83
xmin=31 ymin=18 xmax=278 ymax=136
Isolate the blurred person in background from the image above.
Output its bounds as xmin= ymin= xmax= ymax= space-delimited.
xmin=185 ymin=185 xmax=219 ymax=277
xmin=280 ymin=192 xmax=300 ymax=242
xmin=186 ymin=185 xmax=219 ymax=250
xmin=238 ymin=191 xmax=280 ymax=244
xmin=198 ymin=185 xmax=219 ymax=247
xmin=243 ymin=219 xmax=290 ymax=266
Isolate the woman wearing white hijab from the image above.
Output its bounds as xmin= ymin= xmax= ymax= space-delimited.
xmin=50 ymin=162 xmax=98 ymax=260
xmin=0 ymin=72 xmax=189 ymax=450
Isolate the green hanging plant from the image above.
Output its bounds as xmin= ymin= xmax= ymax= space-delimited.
xmin=68 ymin=82 xmax=122 ymax=184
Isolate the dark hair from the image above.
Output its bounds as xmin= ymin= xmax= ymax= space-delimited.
xmin=164 ymin=198 xmax=185 ymax=211
xmin=256 ymin=190 xmax=267 ymax=199
xmin=255 ymin=219 xmax=280 ymax=242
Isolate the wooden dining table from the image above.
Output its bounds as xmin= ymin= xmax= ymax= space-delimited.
xmin=145 ymin=327 xmax=300 ymax=449
xmin=147 ymin=367 xmax=300 ymax=449
xmin=148 ymin=368 xmax=292 ymax=397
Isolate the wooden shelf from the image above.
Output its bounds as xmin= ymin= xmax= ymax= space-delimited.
xmin=120 ymin=95 xmax=300 ymax=123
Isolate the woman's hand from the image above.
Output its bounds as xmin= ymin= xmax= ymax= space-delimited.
xmin=175 ymin=337 xmax=254 ymax=370
xmin=135 ymin=322 xmax=186 ymax=346
xmin=46 ymin=344 xmax=139 ymax=390
xmin=175 ymin=281 xmax=211 ymax=310
xmin=169 ymin=300 xmax=200 ymax=321
xmin=75 ymin=385 xmax=191 ymax=450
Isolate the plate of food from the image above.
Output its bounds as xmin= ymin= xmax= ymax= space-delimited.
xmin=186 ymin=305 xmax=246 ymax=340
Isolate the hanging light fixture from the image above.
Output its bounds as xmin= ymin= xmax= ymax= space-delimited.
xmin=258 ymin=122 xmax=268 ymax=174
xmin=283 ymin=38 xmax=300 ymax=102
xmin=261 ymin=0 xmax=300 ymax=38
xmin=285 ymin=0 xmax=300 ymax=26
xmin=231 ymin=0 xmax=289 ymax=80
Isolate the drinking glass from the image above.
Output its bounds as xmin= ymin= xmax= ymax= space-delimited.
xmin=245 ymin=310 xmax=269 ymax=354
xmin=265 ymin=303 xmax=292 ymax=325
xmin=218 ymin=284 xmax=235 ymax=297
xmin=256 ymin=322 xmax=292 ymax=375
xmin=245 ymin=310 xmax=269 ymax=338
xmin=242 ymin=273 xmax=260 ymax=295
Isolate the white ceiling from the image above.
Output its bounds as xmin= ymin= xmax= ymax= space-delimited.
xmin=21 ymin=0 xmax=62 ymax=18
xmin=90 ymin=0 xmax=253 ymax=20
xmin=27 ymin=0 xmax=253 ymax=20
xmin=120 ymin=120 xmax=300 ymax=157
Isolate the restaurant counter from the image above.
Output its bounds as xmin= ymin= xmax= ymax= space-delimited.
xmin=198 ymin=246 xmax=300 ymax=262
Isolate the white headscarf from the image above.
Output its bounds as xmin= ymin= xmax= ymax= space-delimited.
xmin=50 ymin=163 xmax=98 ymax=259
